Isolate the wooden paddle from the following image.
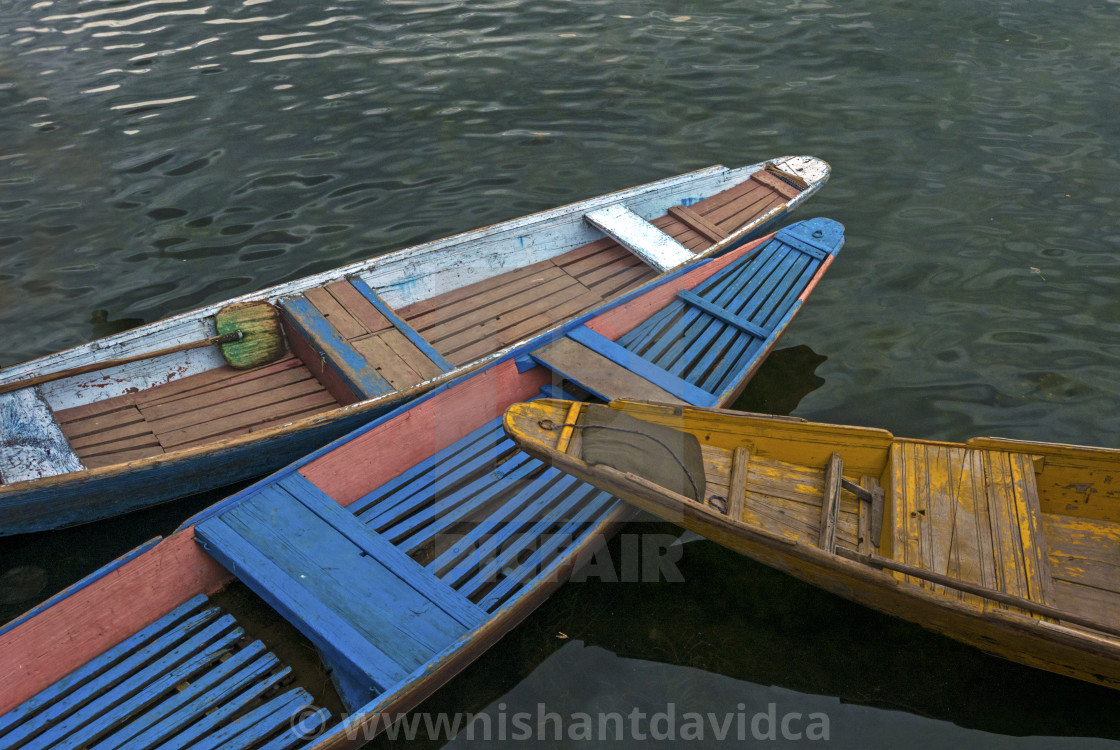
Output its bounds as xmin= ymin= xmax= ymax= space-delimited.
xmin=0 ymin=300 xmax=286 ymax=397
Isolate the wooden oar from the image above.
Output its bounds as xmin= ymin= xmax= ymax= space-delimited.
xmin=0 ymin=300 xmax=286 ymax=396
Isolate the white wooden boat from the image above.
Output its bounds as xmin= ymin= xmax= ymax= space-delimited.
xmin=0 ymin=157 xmax=828 ymax=534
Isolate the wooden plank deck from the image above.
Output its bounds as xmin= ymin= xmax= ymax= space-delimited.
xmin=889 ymin=443 xmax=1055 ymax=610
xmin=48 ymin=173 xmax=798 ymax=470
xmin=395 ymin=172 xmax=799 ymax=366
xmin=348 ymin=407 xmax=619 ymax=613
xmin=55 ymin=354 xmax=340 ymax=466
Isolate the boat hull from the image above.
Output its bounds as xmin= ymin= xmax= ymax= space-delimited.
xmin=504 ymin=401 xmax=1120 ymax=691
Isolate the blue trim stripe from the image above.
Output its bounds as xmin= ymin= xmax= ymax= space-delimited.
xmin=348 ymin=277 xmax=454 ymax=373
xmin=566 ymin=326 xmax=718 ymax=406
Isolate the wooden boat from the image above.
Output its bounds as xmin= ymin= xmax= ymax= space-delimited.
xmin=0 ymin=219 xmax=845 ymax=747
xmin=504 ymin=398 xmax=1120 ymax=690
xmin=0 ymin=156 xmax=828 ymax=536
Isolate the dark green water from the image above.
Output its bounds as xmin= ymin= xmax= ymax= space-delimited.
xmin=2 ymin=0 xmax=1119 ymax=746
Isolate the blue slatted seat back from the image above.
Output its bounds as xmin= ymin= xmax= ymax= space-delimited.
xmin=0 ymin=594 xmax=330 ymax=750
xmin=616 ymin=218 xmax=842 ymax=397
xmin=348 ymin=391 xmax=620 ymax=614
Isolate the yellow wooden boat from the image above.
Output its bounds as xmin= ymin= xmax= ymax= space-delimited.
xmin=503 ymin=398 xmax=1120 ymax=689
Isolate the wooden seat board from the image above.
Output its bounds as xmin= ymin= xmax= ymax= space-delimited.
xmin=1042 ymin=513 xmax=1120 ymax=595
xmin=196 ymin=517 xmax=413 ymax=695
xmin=529 ymin=336 xmax=685 ymax=406
xmin=275 ymin=477 xmax=486 ymax=630
xmin=890 ymin=443 xmax=1054 ymax=608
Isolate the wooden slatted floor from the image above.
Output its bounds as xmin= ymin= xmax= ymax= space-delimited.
xmin=397 ymin=170 xmax=797 ymax=367
xmin=889 ymin=443 xmax=1055 ymax=609
xmin=54 ymin=354 xmax=340 ymax=467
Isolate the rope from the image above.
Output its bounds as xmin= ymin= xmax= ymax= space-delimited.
xmin=538 ymin=419 xmax=702 ymax=502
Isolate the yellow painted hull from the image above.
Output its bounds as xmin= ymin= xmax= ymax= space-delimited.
xmin=504 ymin=399 xmax=1120 ymax=690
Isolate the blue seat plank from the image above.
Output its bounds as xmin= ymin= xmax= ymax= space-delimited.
xmin=479 ymin=490 xmax=618 ymax=611
xmin=155 ymin=666 xmax=293 ymax=750
xmin=360 ymin=432 xmax=514 ymax=531
xmin=259 ymin=707 xmax=331 ymax=750
xmin=438 ymin=469 xmax=586 ymax=586
xmin=428 ymin=465 xmax=567 ymax=577
xmin=353 ymin=421 xmax=508 ymax=526
xmin=216 ymin=491 xmax=465 ymax=670
xmin=278 ymin=473 xmax=486 ymax=630
xmin=196 ymin=517 xmax=410 ymax=699
xmin=280 ymin=295 xmax=393 ymax=399
xmin=388 ymin=452 xmax=540 ymax=550
xmin=0 ymin=594 xmax=209 ymax=738
xmin=26 ymin=615 xmax=241 ymax=748
xmin=0 ymin=605 xmax=224 ymax=747
xmin=458 ymin=480 xmax=603 ymax=600
xmin=564 ymin=326 xmax=717 ymax=406
xmin=349 ymin=277 xmax=454 ymax=373
xmin=190 ymin=688 xmax=313 ymax=750
xmin=88 ymin=643 xmax=276 ymax=750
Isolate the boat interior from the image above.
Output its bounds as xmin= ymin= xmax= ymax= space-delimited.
xmin=518 ymin=401 xmax=1120 ymax=638
xmin=35 ymin=168 xmax=803 ymax=475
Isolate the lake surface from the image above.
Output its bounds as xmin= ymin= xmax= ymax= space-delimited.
xmin=2 ymin=0 xmax=1120 ymax=746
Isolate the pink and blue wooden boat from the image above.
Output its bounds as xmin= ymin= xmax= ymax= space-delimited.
xmin=0 ymin=218 xmax=844 ymax=747
xmin=0 ymin=157 xmax=829 ymax=535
